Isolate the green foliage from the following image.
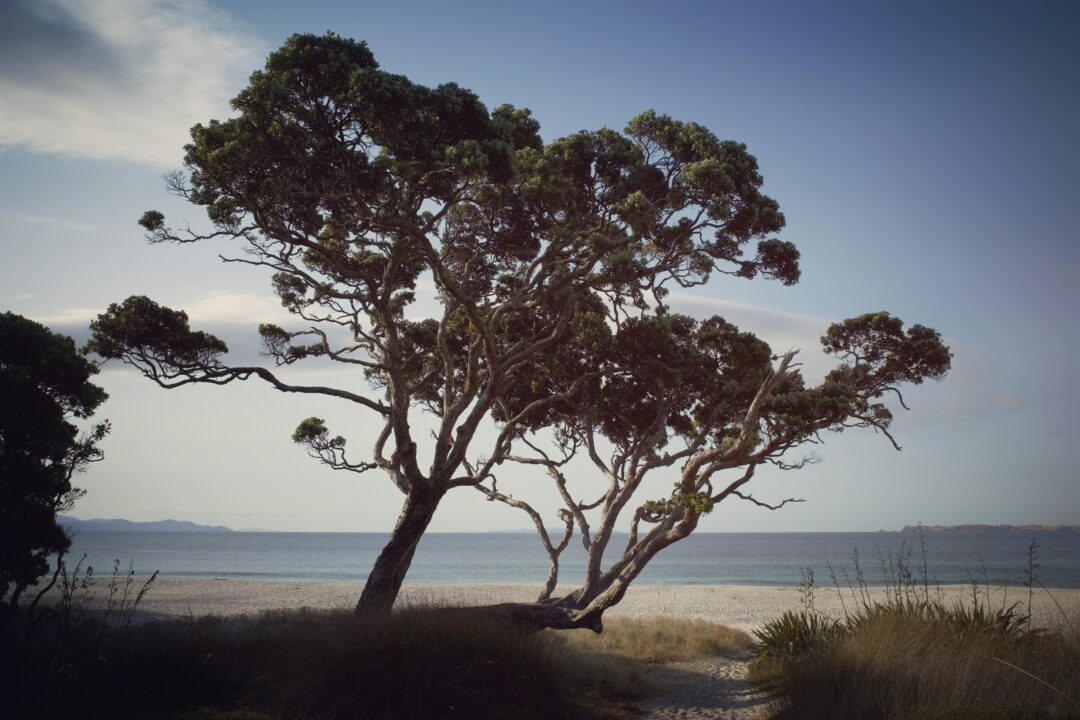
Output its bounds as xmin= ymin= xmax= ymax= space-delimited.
xmin=291 ymin=417 xmax=328 ymax=444
xmin=88 ymin=32 xmax=815 ymax=449
xmin=256 ymin=322 xmax=325 ymax=364
xmin=87 ymin=296 xmax=228 ymax=372
xmin=0 ymin=313 xmax=109 ymax=609
xmin=754 ymin=610 xmax=844 ymax=662
xmin=640 ymin=490 xmax=716 ymax=519
xmin=673 ymin=491 xmax=715 ymax=514
xmin=822 ymin=312 xmax=952 ymax=391
xmin=499 ymin=309 xmax=777 ymax=444
xmin=137 ymin=209 xmax=164 ymax=231
xmin=105 ymin=32 xmax=801 ymax=390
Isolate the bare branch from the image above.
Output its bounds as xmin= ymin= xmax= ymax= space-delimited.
xmin=473 ymin=480 xmax=573 ymax=601
xmin=729 ymin=490 xmax=805 ymax=510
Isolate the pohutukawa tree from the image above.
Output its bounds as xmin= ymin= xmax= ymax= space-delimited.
xmin=471 ymin=310 xmax=950 ymax=630
xmin=87 ymin=33 xmax=949 ymax=629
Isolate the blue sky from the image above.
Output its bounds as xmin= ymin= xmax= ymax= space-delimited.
xmin=1 ymin=0 xmax=1076 ymax=531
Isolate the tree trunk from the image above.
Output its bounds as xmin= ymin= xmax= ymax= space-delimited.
xmin=355 ymin=488 xmax=441 ymax=614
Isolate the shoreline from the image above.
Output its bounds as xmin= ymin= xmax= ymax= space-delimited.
xmin=98 ymin=574 xmax=1080 ymax=590
xmin=38 ymin=576 xmax=1080 ymax=633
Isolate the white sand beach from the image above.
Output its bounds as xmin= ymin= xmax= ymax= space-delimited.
xmin=45 ymin=576 xmax=1080 ymax=633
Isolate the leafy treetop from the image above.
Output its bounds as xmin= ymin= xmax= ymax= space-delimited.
xmin=91 ymin=32 xmax=801 ymax=505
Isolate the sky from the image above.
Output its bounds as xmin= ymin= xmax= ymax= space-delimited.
xmin=1 ymin=0 xmax=1077 ymax=533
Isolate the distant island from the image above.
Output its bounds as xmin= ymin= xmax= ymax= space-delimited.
xmin=59 ymin=516 xmax=234 ymax=533
xmin=902 ymin=524 xmax=1080 ymax=533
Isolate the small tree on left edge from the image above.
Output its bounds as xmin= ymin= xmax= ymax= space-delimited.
xmin=0 ymin=313 xmax=109 ymax=622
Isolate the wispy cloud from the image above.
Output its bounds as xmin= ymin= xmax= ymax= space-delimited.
xmin=667 ymin=291 xmax=829 ymax=337
xmin=667 ymin=291 xmax=836 ymax=379
xmin=33 ymin=306 xmax=107 ymax=326
xmin=1 ymin=209 xmax=97 ymax=232
xmin=33 ymin=290 xmax=291 ymax=328
xmin=183 ymin=290 xmax=293 ymax=324
xmin=0 ymin=0 xmax=263 ymax=167
xmin=895 ymin=342 xmax=1030 ymax=428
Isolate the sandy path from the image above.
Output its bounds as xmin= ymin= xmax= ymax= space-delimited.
xmin=639 ymin=654 xmax=772 ymax=720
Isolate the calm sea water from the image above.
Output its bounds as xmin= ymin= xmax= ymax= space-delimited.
xmin=63 ymin=531 xmax=1080 ymax=588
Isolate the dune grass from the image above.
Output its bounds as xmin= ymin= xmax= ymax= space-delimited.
xmin=3 ymin=605 xmax=759 ymax=720
xmin=3 ymin=606 xmax=597 ymax=719
xmin=546 ymin=615 xmax=756 ymax=716
xmin=557 ymin=616 xmax=754 ymax=662
xmin=752 ymin=539 xmax=1080 ymax=720
xmin=752 ymin=602 xmax=1080 ymax=720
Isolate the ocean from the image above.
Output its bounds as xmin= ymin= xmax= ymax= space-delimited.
xmin=62 ymin=531 xmax=1080 ymax=589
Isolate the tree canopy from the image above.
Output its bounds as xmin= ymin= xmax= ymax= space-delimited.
xmin=87 ymin=32 xmax=949 ymax=627
xmin=472 ymin=310 xmax=950 ymax=624
xmin=0 ymin=312 xmax=109 ymax=615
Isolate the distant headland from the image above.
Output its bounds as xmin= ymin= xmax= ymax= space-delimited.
xmin=902 ymin=524 xmax=1080 ymax=533
xmin=59 ymin=516 xmax=234 ymax=533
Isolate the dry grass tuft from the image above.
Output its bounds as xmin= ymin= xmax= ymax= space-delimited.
xmin=755 ymin=606 xmax=1080 ymax=719
xmin=548 ymin=616 xmax=754 ymax=719
xmin=752 ymin=537 xmax=1080 ymax=719
xmin=558 ymin=616 xmax=754 ymax=663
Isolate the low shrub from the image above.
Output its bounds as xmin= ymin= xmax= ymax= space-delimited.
xmin=753 ymin=610 xmax=843 ymax=663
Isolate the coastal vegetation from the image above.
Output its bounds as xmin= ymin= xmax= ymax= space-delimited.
xmin=752 ymin=541 xmax=1080 ymax=719
xmin=85 ymin=31 xmax=950 ymax=630
xmin=4 ymin=538 xmax=1077 ymax=718
xmin=1 ymin=593 xmax=750 ymax=720
xmin=752 ymin=595 xmax=1080 ymax=719
xmin=561 ymin=616 xmax=753 ymax=662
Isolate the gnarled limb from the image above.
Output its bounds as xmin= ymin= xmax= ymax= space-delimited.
xmin=473 ymin=480 xmax=574 ymax=601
